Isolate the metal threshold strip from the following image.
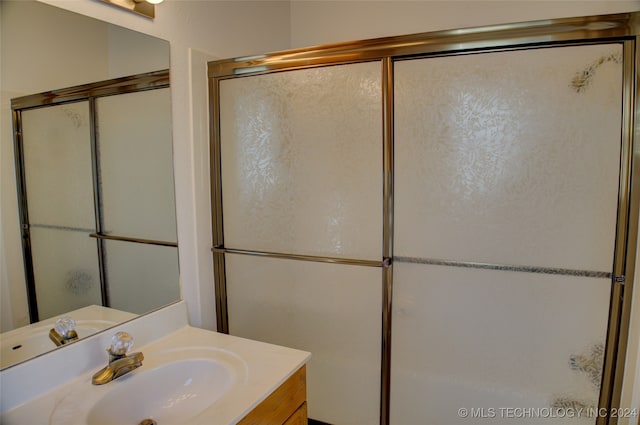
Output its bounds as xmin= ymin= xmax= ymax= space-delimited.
xmin=89 ymin=233 xmax=177 ymax=247
xmin=395 ymin=256 xmax=616 ymax=280
xmin=212 ymin=245 xmax=387 ymax=267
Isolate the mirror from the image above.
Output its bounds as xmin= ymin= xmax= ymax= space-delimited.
xmin=0 ymin=1 xmax=179 ymax=369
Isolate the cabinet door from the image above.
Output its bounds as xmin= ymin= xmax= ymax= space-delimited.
xmin=391 ymin=43 xmax=623 ymax=424
xmin=284 ymin=403 xmax=308 ymax=425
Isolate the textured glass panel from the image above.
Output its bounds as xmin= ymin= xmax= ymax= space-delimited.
xmin=97 ymin=88 xmax=176 ymax=242
xmin=21 ymin=102 xmax=95 ymax=229
xmin=30 ymin=228 xmax=101 ymax=320
xmin=390 ymin=262 xmax=609 ymax=425
xmin=225 ymin=254 xmax=381 ymax=424
xmin=220 ymin=62 xmax=382 ymax=260
xmin=104 ymin=240 xmax=179 ymax=314
xmin=394 ymin=44 xmax=622 ymax=271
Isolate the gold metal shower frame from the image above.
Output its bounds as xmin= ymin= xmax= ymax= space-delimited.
xmin=209 ymin=13 xmax=639 ymax=425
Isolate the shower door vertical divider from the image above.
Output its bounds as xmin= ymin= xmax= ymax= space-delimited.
xmin=88 ymin=96 xmax=109 ymax=308
xmin=11 ymin=108 xmax=39 ymax=322
xmin=381 ymin=57 xmax=395 ymax=425
xmin=209 ymin=72 xmax=229 ymax=334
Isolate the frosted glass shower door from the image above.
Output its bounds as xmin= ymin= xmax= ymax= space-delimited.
xmin=21 ymin=102 xmax=101 ymax=319
xmin=218 ymin=61 xmax=383 ymax=424
xmin=95 ymin=87 xmax=178 ymax=312
xmin=219 ymin=62 xmax=382 ymax=260
xmin=226 ymin=255 xmax=382 ymax=425
xmin=391 ymin=44 xmax=623 ymax=424
xmin=96 ymin=88 xmax=176 ymax=243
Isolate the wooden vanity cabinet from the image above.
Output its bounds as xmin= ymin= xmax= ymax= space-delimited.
xmin=239 ymin=365 xmax=307 ymax=425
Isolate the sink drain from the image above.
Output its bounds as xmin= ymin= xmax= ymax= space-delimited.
xmin=139 ymin=419 xmax=157 ymax=425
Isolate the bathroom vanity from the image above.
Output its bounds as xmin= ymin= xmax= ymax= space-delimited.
xmin=0 ymin=301 xmax=310 ymax=424
xmin=239 ymin=365 xmax=307 ymax=425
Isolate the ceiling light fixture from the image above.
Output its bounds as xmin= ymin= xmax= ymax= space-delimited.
xmin=100 ymin=0 xmax=162 ymax=19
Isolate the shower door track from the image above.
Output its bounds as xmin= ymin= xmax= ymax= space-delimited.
xmin=394 ymin=256 xmax=620 ymax=281
xmin=90 ymin=233 xmax=178 ymax=248
xmin=212 ymin=245 xmax=388 ymax=267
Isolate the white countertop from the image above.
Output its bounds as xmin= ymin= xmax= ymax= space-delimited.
xmin=0 ymin=301 xmax=310 ymax=425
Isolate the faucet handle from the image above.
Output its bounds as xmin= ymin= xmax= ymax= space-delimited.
xmin=49 ymin=316 xmax=79 ymax=346
xmin=53 ymin=316 xmax=76 ymax=337
xmin=109 ymin=331 xmax=134 ymax=355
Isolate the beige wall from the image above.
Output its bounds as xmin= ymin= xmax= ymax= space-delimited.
xmin=290 ymin=0 xmax=640 ymax=47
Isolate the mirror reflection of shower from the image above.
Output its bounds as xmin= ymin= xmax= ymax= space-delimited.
xmin=1 ymin=0 xmax=176 ymax=369
xmin=12 ymin=71 xmax=179 ymax=325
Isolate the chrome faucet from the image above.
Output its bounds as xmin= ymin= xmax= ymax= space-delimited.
xmin=49 ymin=317 xmax=78 ymax=347
xmin=92 ymin=331 xmax=144 ymax=385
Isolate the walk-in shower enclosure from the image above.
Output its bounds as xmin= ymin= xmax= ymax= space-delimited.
xmin=209 ymin=13 xmax=640 ymax=425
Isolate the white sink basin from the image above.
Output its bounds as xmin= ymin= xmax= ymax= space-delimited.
xmin=50 ymin=347 xmax=248 ymax=425
xmin=87 ymin=358 xmax=233 ymax=425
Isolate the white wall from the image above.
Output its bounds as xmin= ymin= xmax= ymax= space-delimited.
xmin=290 ymin=0 xmax=640 ymax=47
